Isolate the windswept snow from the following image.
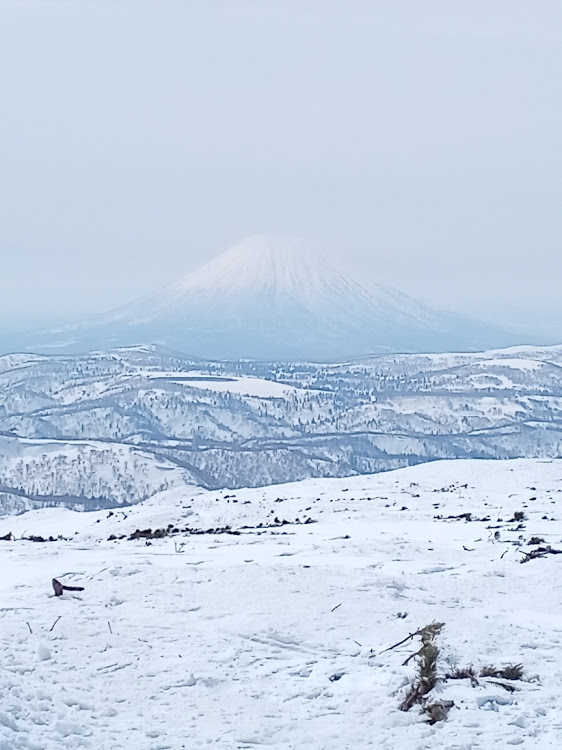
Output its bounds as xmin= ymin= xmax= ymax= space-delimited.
xmin=1 ymin=458 xmax=561 ymax=748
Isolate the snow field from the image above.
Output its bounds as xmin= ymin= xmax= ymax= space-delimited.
xmin=1 ymin=458 xmax=562 ymax=748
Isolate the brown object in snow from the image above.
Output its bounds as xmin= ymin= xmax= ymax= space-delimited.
xmin=52 ymin=578 xmax=85 ymax=596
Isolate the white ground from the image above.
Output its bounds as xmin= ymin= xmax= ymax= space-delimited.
xmin=1 ymin=458 xmax=562 ymax=749
xmin=144 ymin=371 xmax=302 ymax=398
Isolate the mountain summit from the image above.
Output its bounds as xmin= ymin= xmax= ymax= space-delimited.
xmin=23 ymin=236 xmax=517 ymax=359
xmin=171 ymin=236 xmax=327 ymax=296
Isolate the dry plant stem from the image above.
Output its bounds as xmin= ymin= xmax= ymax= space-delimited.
xmin=399 ymin=622 xmax=444 ymax=712
xmin=520 ymin=546 xmax=562 ymax=563
xmin=49 ymin=615 xmax=62 ymax=632
xmin=381 ymin=630 xmax=421 ymax=655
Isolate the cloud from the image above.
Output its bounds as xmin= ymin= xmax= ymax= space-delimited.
xmin=0 ymin=0 xmax=560 ymax=341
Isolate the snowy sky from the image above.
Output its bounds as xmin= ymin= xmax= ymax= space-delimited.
xmin=1 ymin=0 xmax=561 ymax=339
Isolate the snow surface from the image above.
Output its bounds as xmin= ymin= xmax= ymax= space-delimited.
xmin=171 ymin=236 xmax=332 ymax=297
xmin=1 ymin=458 xmax=562 ymax=748
xmin=145 ymin=371 xmax=302 ymax=398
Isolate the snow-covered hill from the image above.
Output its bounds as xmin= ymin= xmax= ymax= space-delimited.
xmin=18 ymin=236 xmax=518 ymax=359
xmin=1 ymin=458 xmax=561 ymax=748
xmin=0 ymin=435 xmax=197 ymax=513
xmin=0 ymin=343 xmax=562 ymax=512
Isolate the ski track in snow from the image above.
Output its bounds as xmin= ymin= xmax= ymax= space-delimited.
xmin=1 ymin=458 xmax=562 ymax=748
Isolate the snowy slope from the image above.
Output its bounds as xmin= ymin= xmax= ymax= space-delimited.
xmin=0 ymin=435 xmax=197 ymax=512
xmin=1 ymin=458 xmax=561 ymax=748
xmin=19 ymin=236 xmax=519 ymax=359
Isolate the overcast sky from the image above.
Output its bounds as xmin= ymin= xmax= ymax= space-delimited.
xmin=1 ymin=0 xmax=561 ymax=339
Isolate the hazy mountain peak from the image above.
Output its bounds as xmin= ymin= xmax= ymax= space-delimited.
xmin=10 ymin=235 xmax=522 ymax=360
xmin=171 ymin=235 xmax=332 ymax=297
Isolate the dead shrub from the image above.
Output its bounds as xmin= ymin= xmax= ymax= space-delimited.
xmin=423 ymin=700 xmax=455 ymax=724
xmin=480 ymin=664 xmax=523 ymax=681
xmin=399 ymin=622 xmax=444 ymax=712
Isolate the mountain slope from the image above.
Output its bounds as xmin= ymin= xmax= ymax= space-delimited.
xmin=21 ymin=236 xmax=519 ymax=359
xmin=0 ymin=434 xmax=197 ymax=512
xmin=1 ymin=343 xmax=562 ymax=512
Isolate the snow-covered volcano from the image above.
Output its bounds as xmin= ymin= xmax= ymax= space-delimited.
xmin=24 ymin=236 xmax=517 ymax=359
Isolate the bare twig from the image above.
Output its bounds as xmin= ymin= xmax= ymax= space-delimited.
xmin=331 ymin=603 xmax=342 ymax=612
xmin=380 ymin=629 xmax=420 ymax=655
xmin=488 ymin=680 xmax=519 ymax=692
xmin=26 ymin=621 xmax=33 ymax=634
xmin=108 ymin=621 xmax=113 ymax=634
xmin=49 ymin=615 xmax=62 ymax=632
xmin=402 ymin=648 xmax=422 ymax=666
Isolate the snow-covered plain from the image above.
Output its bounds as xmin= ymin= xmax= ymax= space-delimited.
xmin=146 ymin=371 xmax=303 ymax=398
xmin=1 ymin=458 xmax=562 ymax=749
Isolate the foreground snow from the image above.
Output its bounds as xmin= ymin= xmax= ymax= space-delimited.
xmin=1 ymin=458 xmax=562 ymax=749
